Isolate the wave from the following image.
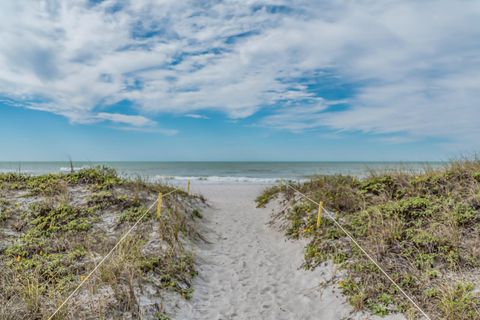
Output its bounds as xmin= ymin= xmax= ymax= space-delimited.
xmin=152 ymin=175 xmax=304 ymax=184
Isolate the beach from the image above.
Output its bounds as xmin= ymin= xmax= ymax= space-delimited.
xmin=2 ymin=163 xmax=476 ymax=319
xmin=3 ymin=0 xmax=477 ymax=318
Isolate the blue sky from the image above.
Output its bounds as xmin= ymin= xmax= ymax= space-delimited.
xmin=0 ymin=0 xmax=479 ymax=161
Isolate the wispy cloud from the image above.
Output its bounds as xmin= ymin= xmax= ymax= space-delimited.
xmin=111 ymin=125 xmax=178 ymax=136
xmin=95 ymin=112 xmax=155 ymax=127
xmin=0 ymin=1 xmax=479 ymax=147
xmin=261 ymin=99 xmax=347 ymax=133
xmin=185 ymin=114 xmax=210 ymax=120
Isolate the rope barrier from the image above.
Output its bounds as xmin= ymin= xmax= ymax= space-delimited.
xmin=48 ymin=177 xmax=430 ymax=319
xmin=47 ymin=188 xmax=178 ymax=320
xmin=285 ymin=182 xmax=432 ymax=320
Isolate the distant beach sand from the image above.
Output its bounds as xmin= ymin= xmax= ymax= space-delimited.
xmin=174 ymin=183 xmax=404 ymax=320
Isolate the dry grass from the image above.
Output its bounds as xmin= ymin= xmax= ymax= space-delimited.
xmin=259 ymin=160 xmax=480 ymax=319
xmin=0 ymin=167 xmax=203 ymax=319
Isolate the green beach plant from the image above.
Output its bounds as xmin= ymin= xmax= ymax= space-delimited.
xmin=0 ymin=167 xmax=202 ymax=319
xmin=258 ymin=160 xmax=480 ymax=319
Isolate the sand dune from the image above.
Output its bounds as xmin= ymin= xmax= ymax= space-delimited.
xmin=174 ymin=184 xmax=404 ymax=320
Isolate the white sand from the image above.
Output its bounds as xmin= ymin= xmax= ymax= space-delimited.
xmin=174 ymin=184 xmax=404 ymax=320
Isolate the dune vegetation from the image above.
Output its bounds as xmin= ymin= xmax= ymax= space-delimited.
xmin=257 ymin=160 xmax=480 ymax=319
xmin=0 ymin=167 xmax=205 ymax=320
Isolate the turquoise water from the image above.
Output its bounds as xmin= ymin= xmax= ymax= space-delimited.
xmin=0 ymin=161 xmax=445 ymax=183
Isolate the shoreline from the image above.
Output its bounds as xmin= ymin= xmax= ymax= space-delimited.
xmin=0 ymin=161 xmax=446 ymax=184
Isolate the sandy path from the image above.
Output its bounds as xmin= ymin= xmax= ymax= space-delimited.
xmin=174 ymin=184 xmax=402 ymax=320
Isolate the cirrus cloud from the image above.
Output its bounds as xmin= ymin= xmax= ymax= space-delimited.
xmin=0 ymin=0 xmax=479 ymax=146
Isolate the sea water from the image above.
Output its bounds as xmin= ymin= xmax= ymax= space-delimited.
xmin=0 ymin=161 xmax=445 ymax=184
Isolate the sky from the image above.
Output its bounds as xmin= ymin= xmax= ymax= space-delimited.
xmin=0 ymin=0 xmax=479 ymax=161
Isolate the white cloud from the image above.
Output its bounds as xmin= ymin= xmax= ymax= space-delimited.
xmin=260 ymin=99 xmax=346 ymax=132
xmin=185 ymin=114 xmax=210 ymax=119
xmin=0 ymin=0 xmax=479 ymax=147
xmin=112 ymin=125 xmax=178 ymax=136
xmin=95 ymin=112 xmax=155 ymax=127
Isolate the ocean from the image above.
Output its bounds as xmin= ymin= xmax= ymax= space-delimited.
xmin=0 ymin=161 xmax=445 ymax=184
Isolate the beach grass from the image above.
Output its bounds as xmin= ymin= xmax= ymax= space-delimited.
xmin=0 ymin=166 xmax=203 ymax=319
xmin=258 ymin=159 xmax=480 ymax=319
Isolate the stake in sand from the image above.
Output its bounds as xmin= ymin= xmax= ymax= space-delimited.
xmin=187 ymin=179 xmax=191 ymax=195
xmin=316 ymin=201 xmax=324 ymax=229
xmin=157 ymin=192 xmax=163 ymax=219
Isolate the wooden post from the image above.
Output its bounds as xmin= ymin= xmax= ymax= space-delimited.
xmin=316 ymin=201 xmax=324 ymax=229
xmin=187 ymin=179 xmax=191 ymax=195
xmin=156 ymin=192 xmax=163 ymax=219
